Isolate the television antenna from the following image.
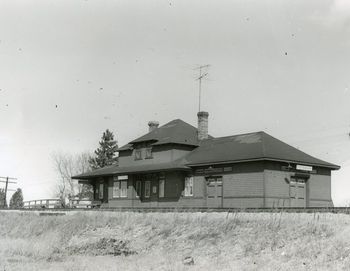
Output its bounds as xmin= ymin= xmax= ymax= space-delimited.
xmin=195 ymin=64 xmax=210 ymax=112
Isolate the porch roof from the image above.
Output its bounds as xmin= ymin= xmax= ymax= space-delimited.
xmin=72 ymin=161 xmax=190 ymax=180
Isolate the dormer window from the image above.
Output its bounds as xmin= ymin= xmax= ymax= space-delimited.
xmin=135 ymin=149 xmax=142 ymax=160
xmin=145 ymin=147 xmax=153 ymax=159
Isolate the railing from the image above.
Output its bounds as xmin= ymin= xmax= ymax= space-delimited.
xmin=23 ymin=199 xmax=62 ymax=209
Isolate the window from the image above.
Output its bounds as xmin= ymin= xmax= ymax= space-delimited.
xmin=120 ymin=181 xmax=127 ymax=197
xmin=159 ymin=178 xmax=165 ymax=198
xmin=113 ymin=179 xmax=120 ymax=198
xmin=113 ymin=176 xmax=128 ymax=198
xmin=135 ymin=149 xmax=142 ymax=160
xmin=144 ymin=181 xmax=151 ymax=198
xmin=145 ymin=147 xmax=153 ymax=159
xmin=135 ymin=181 xmax=141 ymax=198
xmin=99 ymin=183 xmax=104 ymax=199
xmin=184 ymin=177 xmax=193 ymax=197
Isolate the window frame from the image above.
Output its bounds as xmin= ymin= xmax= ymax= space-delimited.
xmin=145 ymin=147 xmax=153 ymax=159
xmin=134 ymin=149 xmax=142 ymax=160
xmin=112 ymin=178 xmax=120 ymax=198
xmin=184 ymin=176 xmax=194 ymax=197
xmin=159 ymin=178 xmax=165 ymax=198
xmin=120 ymin=180 xmax=128 ymax=198
xmin=144 ymin=180 xmax=151 ymax=198
xmin=135 ymin=180 xmax=142 ymax=198
xmin=99 ymin=183 xmax=104 ymax=199
xmin=112 ymin=176 xmax=128 ymax=198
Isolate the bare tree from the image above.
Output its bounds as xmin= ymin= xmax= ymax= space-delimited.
xmin=52 ymin=151 xmax=93 ymax=206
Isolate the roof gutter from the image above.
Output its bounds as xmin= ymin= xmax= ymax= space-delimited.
xmin=186 ymin=157 xmax=340 ymax=170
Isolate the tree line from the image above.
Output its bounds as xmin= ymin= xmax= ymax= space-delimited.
xmin=0 ymin=129 xmax=118 ymax=208
xmin=51 ymin=129 xmax=118 ymax=206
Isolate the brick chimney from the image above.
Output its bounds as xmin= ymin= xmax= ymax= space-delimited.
xmin=197 ymin=111 xmax=209 ymax=140
xmin=148 ymin=121 xmax=159 ymax=132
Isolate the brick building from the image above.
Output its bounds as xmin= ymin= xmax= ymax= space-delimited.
xmin=73 ymin=112 xmax=340 ymax=208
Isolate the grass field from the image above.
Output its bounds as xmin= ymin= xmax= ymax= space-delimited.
xmin=1 ymin=210 xmax=350 ymax=271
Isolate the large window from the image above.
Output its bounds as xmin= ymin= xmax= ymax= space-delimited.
xmin=159 ymin=178 xmax=165 ymax=198
xmin=144 ymin=181 xmax=151 ymax=198
xmin=184 ymin=177 xmax=194 ymax=197
xmin=113 ymin=176 xmax=128 ymax=198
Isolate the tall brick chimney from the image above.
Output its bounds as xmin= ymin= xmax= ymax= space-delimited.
xmin=197 ymin=111 xmax=209 ymax=140
xmin=148 ymin=121 xmax=159 ymax=132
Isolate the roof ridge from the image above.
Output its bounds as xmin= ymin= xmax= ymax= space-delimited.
xmin=207 ymin=131 xmax=264 ymax=141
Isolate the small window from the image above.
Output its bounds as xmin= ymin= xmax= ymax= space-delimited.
xmin=135 ymin=181 xmax=142 ymax=198
xmin=120 ymin=181 xmax=128 ymax=198
xmin=135 ymin=149 xmax=142 ymax=160
xmin=184 ymin=177 xmax=193 ymax=197
xmin=99 ymin=183 xmax=104 ymax=199
xmin=159 ymin=179 xmax=165 ymax=198
xmin=145 ymin=147 xmax=153 ymax=159
xmin=144 ymin=181 xmax=151 ymax=198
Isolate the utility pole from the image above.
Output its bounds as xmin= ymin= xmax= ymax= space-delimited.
xmin=195 ymin=64 xmax=210 ymax=112
xmin=0 ymin=176 xmax=17 ymax=208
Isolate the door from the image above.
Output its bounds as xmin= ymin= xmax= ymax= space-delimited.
xmin=290 ymin=178 xmax=306 ymax=207
xmin=150 ymin=176 xmax=159 ymax=207
xmin=206 ymin=176 xmax=223 ymax=208
xmin=143 ymin=174 xmax=159 ymax=207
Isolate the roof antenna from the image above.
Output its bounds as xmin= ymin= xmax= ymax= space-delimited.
xmin=195 ymin=64 xmax=210 ymax=112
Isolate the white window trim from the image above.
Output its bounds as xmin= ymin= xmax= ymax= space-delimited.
xmin=184 ymin=177 xmax=194 ymax=197
xmin=120 ymin=180 xmax=128 ymax=198
xmin=159 ymin=179 xmax=165 ymax=198
xmin=113 ymin=176 xmax=128 ymax=198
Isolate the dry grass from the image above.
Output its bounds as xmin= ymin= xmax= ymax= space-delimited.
xmin=1 ymin=210 xmax=350 ymax=270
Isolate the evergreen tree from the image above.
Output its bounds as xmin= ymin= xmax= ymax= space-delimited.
xmin=9 ymin=188 xmax=24 ymax=208
xmin=89 ymin=129 xmax=118 ymax=169
xmin=0 ymin=189 xmax=7 ymax=208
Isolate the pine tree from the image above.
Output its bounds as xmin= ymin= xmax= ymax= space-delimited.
xmin=89 ymin=129 xmax=118 ymax=169
xmin=9 ymin=188 xmax=24 ymax=208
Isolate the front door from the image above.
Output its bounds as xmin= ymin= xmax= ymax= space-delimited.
xmin=206 ymin=176 xmax=223 ymax=208
xmin=290 ymin=178 xmax=306 ymax=207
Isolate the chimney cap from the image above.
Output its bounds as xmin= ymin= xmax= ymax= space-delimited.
xmin=197 ymin=111 xmax=209 ymax=117
xmin=148 ymin=121 xmax=159 ymax=126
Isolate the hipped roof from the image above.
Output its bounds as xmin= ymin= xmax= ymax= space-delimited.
xmin=182 ymin=131 xmax=340 ymax=169
xmin=72 ymin=120 xmax=340 ymax=180
xmin=117 ymin=119 xmax=213 ymax=151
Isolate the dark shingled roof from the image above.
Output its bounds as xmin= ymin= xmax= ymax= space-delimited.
xmin=128 ymin=119 xmax=203 ymax=146
xmin=73 ymin=121 xmax=340 ymax=180
xmin=182 ymin=131 xmax=340 ymax=169
xmin=72 ymin=160 xmax=190 ymax=180
xmin=117 ymin=119 xmax=214 ymax=151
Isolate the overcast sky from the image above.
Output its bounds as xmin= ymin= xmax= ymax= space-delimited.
xmin=0 ymin=0 xmax=350 ymax=205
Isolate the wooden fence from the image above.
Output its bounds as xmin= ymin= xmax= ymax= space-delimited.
xmin=23 ymin=199 xmax=62 ymax=209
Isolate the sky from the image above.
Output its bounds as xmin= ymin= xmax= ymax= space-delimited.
xmin=0 ymin=0 xmax=350 ymax=205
